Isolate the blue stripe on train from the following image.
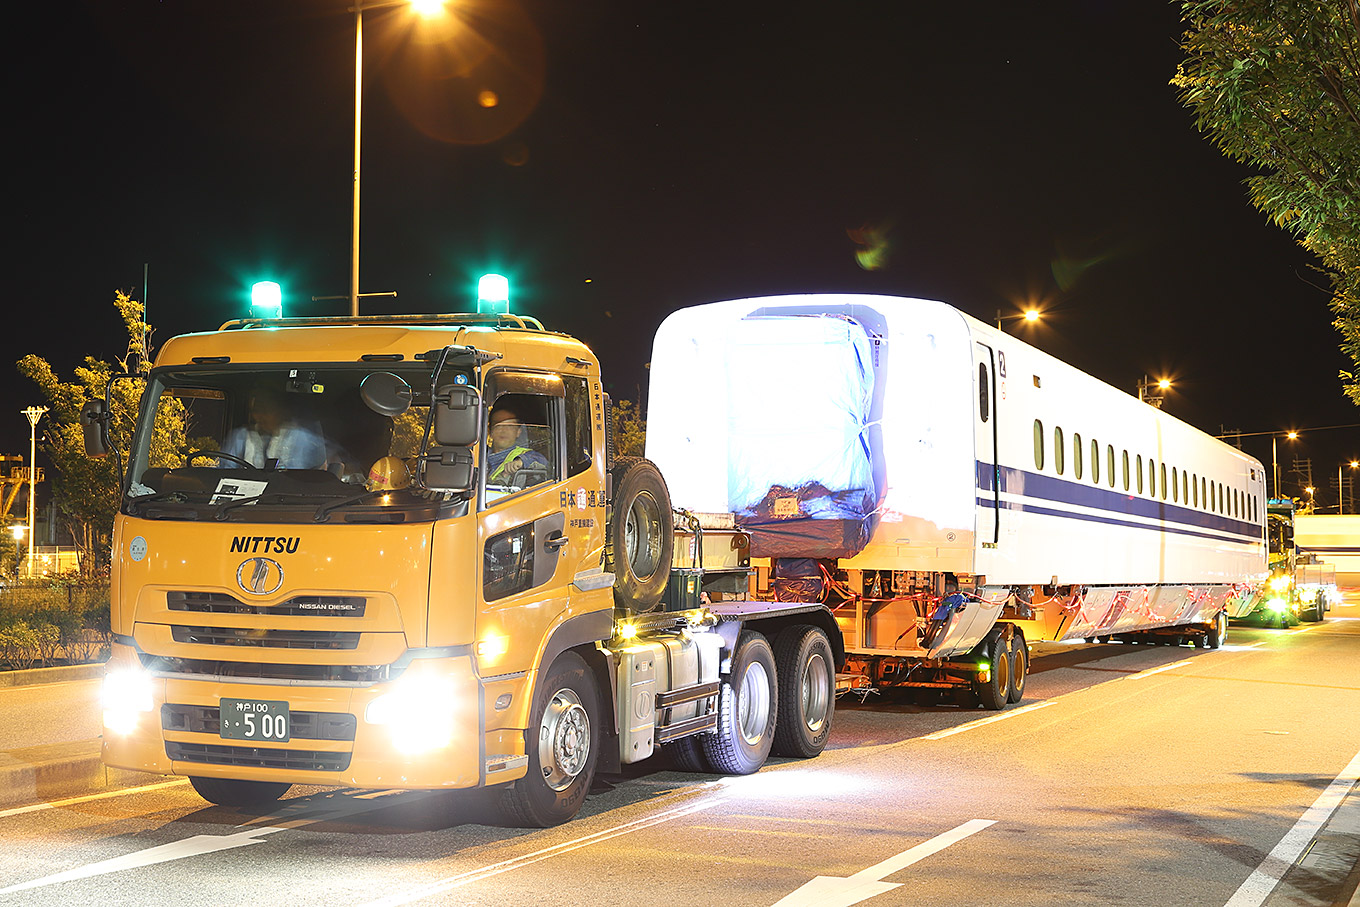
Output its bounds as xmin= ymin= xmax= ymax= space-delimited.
xmin=976 ymin=462 xmax=1261 ymax=543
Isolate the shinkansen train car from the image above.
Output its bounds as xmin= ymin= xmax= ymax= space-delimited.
xmin=647 ymin=295 xmax=1268 ymax=706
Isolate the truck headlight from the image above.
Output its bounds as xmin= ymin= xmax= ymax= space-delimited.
xmin=103 ymin=667 xmax=155 ymax=736
xmin=365 ymin=674 xmax=458 ymax=755
xmin=1267 ymin=575 xmax=1291 ymax=592
xmin=1265 ymin=597 xmax=1288 ymax=615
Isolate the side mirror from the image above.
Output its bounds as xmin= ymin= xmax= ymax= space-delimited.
xmin=434 ymin=385 xmax=481 ymax=447
xmin=422 ymin=447 xmax=475 ymax=493
xmin=360 ymin=372 xmax=413 ymax=417
xmin=80 ymin=400 xmax=109 ymax=459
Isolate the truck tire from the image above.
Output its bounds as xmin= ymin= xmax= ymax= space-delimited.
xmin=1006 ymin=630 xmax=1027 ymax=704
xmin=1205 ymin=610 xmax=1226 ymax=649
xmin=188 ymin=776 xmax=290 ymax=807
xmin=499 ymin=652 xmax=600 ymax=827
xmin=771 ymin=626 xmax=834 ymax=758
xmin=606 ymin=457 xmax=673 ymax=611
xmin=667 ymin=737 xmax=712 ymax=773
xmin=700 ymin=631 xmax=777 ymax=774
xmin=971 ymin=631 xmax=1011 ymax=710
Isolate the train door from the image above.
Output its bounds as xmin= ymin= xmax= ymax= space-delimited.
xmin=975 ymin=342 xmax=999 ymax=546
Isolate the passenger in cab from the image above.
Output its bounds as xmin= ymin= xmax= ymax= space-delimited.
xmin=222 ymin=387 xmax=326 ymax=470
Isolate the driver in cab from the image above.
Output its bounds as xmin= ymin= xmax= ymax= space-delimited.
xmin=486 ymin=405 xmax=548 ymax=486
xmin=222 ymin=388 xmax=326 ymax=470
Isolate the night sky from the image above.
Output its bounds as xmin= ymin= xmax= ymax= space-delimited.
xmin=7 ymin=0 xmax=1358 ymax=511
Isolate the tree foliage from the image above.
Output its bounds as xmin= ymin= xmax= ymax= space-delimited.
xmin=611 ymin=397 xmax=647 ymax=459
xmin=15 ymin=292 xmax=187 ymax=574
xmin=1173 ymin=1 xmax=1360 ymax=404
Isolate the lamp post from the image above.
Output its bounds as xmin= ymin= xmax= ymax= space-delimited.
xmin=1342 ymin=459 xmax=1359 ymax=515
xmin=995 ymin=308 xmax=1041 ymax=332
xmin=21 ymin=406 xmax=47 ymax=578
xmin=1136 ymin=376 xmax=1172 ymax=408
xmin=349 ymin=0 xmax=449 ymax=317
xmin=1271 ymin=431 xmax=1298 ymax=501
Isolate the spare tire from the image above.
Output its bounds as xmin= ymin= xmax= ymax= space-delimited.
xmin=607 ymin=457 xmax=673 ymax=610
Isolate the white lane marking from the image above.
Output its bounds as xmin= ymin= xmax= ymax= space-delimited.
xmin=363 ymin=796 xmax=725 ymax=906
xmin=773 ymin=819 xmax=996 ymax=907
xmin=0 ymin=789 xmax=426 ymax=894
xmin=921 ymin=700 xmax=1057 ymax=740
xmin=0 ymin=778 xmax=190 ymax=820
xmin=1122 ymin=659 xmax=1194 ymax=681
xmin=1222 ymin=748 xmax=1360 ymax=907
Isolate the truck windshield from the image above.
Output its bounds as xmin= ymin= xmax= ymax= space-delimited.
xmin=124 ymin=365 xmax=444 ymax=522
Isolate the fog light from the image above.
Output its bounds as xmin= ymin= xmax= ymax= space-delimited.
xmin=366 ymin=675 xmax=457 ymax=754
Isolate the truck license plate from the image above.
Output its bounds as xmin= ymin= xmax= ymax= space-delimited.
xmin=220 ymin=698 xmax=291 ymax=742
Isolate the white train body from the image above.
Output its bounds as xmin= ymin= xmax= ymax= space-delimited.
xmin=647 ymin=295 xmax=1267 ymax=662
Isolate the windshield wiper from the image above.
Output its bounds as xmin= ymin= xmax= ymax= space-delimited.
xmin=313 ymin=489 xmax=387 ymax=522
xmin=126 ymin=491 xmax=198 ymax=515
xmin=215 ymin=492 xmax=342 ymax=521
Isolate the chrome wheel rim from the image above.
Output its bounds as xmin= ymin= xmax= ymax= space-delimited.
xmin=800 ymin=652 xmax=830 ymax=733
xmin=737 ymin=660 xmax=772 ymax=745
xmin=624 ymin=491 xmax=663 ymax=581
xmin=538 ymin=688 xmax=590 ymax=791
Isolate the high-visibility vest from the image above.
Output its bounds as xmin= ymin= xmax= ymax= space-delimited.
xmin=489 ymin=446 xmax=531 ymax=481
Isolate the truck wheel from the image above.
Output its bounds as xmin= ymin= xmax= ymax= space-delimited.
xmin=1205 ymin=611 xmax=1226 ymax=649
xmin=606 ymin=457 xmax=673 ymax=611
xmin=771 ymin=626 xmax=835 ymax=758
xmin=667 ymin=737 xmax=712 ymax=773
xmin=701 ymin=631 xmax=777 ymax=774
xmin=971 ymin=632 xmax=1011 ymax=710
xmin=188 ymin=776 xmax=290 ymax=807
xmin=499 ymin=652 xmax=599 ymax=827
xmin=1006 ymin=631 xmax=1027 ymax=704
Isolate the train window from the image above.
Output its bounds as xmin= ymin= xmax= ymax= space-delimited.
xmin=1090 ymin=438 xmax=1100 ymax=484
xmin=1107 ymin=445 xmax=1115 ymax=488
xmin=978 ymin=363 xmax=990 ymax=422
xmin=1201 ymin=477 xmax=1207 ymax=509
xmin=1192 ymin=474 xmax=1198 ymax=508
xmin=1073 ymin=433 xmax=1083 ymax=479
xmin=1122 ymin=450 xmax=1130 ymax=491
xmin=1054 ymin=426 xmax=1065 ymax=475
xmin=1136 ymin=454 xmax=1143 ymax=494
xmin=1183 ymin=471 xmax=1189 ymax=504
xmin=1033 ymin=420 xmax=1044 ymax=470
xmin=1161 ymin=463 xmax=1167 ymax=500
xmin=1149 ymin=458 xmax=1156 ymax=497
xmin=1172 ymin=468 xmax=1178 ymax=502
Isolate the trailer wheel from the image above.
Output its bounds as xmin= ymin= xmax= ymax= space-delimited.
xmin=667 ymin=737 xmax=712 ymax=773
xmin=771 ymin=626 xmax=835 ymax=758
xmin=499 ymin=652 xmax=599 ymax=827
xmin=1006 ymin=631 xmax=1027 ymax=704
xmin=606 ymin=457 xmax=673 ymax=611
xmin=971 ymin=633 xmax=1011 ymax=710
xmin=1205 ymin=611 xmax=1226 ymax=649
xmin=188 ymin=776 xmax=290 ymax=807
xmin=701 ymin=631 xmax=777 ymax=774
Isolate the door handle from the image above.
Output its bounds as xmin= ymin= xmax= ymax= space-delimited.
xmin=544 ymin=532 xmax=568 ymax=552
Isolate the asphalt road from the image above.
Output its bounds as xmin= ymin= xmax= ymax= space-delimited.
xmin=1 ymin=619 xmax=1357 ymax=907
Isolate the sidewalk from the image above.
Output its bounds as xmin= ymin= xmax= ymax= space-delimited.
xmin=0 ymin=664 xmax=166 ymax=809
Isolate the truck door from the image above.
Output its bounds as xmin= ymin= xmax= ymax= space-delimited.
xmin=975 ymin=342 xmax=999 ymax=546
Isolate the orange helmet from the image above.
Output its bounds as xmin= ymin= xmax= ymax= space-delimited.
xmin=366 ymin=456 xmax=411 ymax=491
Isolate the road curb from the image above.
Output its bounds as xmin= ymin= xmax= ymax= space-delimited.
xmin=0 ymin=663 xmax=106 ymax=689
xmin=0 ymin=739 xmax=166 ymax=809
xmin=1263 ymin=782 xmax=1360 ymax=907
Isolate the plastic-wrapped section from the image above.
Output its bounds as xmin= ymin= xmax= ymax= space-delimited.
xmin=725 ymin=315 xmax=875 ymax=558
xmin=771 ymin=558 xmax=825 ymax=602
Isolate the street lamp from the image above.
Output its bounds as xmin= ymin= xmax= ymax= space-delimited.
xmin=995 ymin=307 xmax=1042 ymax=331
xmin=1341 ymin=459 xmax=1359 ymax=515
xmin=21 ymin=406 xmax=46 ymax=579
xmin=1136 ymin=376 xmax=1172 ymax=408
xmin=350 ymin=0 xmax=450 ymax=316
xmin=1271 ymin=430 xmax=1298 ymax=501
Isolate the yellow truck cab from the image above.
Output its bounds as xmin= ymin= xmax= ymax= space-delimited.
xmin=83 ymin=311 xmax=842 ymax=826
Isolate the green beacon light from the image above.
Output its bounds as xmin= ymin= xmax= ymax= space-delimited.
xmin=250 ymin=281 xmax=283 ymax=319
xmin=478 ymin=273 xmax=510 ymax=315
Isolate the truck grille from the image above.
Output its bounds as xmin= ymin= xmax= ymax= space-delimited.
xmin=139 ymin=653 xmax=393 ymax=685
xmin=170 ymin=626 xmax=362 ymax=650
xmin=166 ymin=741 xmax=351 ymax=773
xmin=167 ymin=592 xmax=367 ymax=617
xmin=162 ymin=704 xmax=357 ymax=741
